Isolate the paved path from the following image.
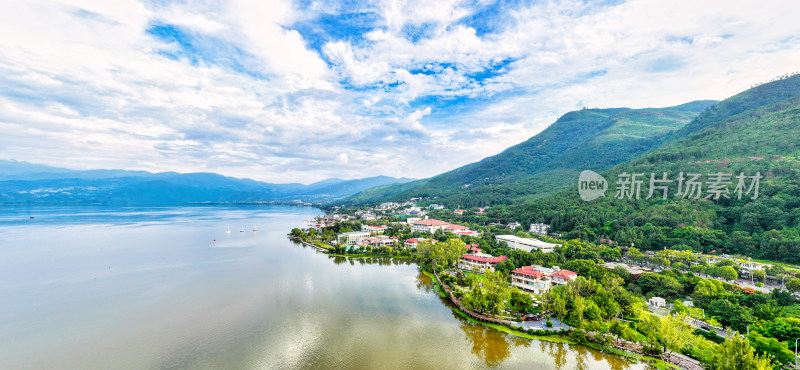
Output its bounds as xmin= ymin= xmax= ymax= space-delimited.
xmin=516 ymin=318 xmax=571 ymax=331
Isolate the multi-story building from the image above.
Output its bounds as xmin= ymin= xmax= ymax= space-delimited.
xmin=411 ymin=219 xmax=450 ymax=233
xmin=509 ymin=265 xmax=578 ymax=294
xmin=444 ymin=224 xmax=470 ymax=233
xmin=337 ymin=231 xmax=371 ymax=245
xmin=550 ymin=269 xmax=578 ymax=286
xmin=511 ymin=266 xmax=551 ymax=294
xmin=529 ymin=223 xmax=550 ymax=236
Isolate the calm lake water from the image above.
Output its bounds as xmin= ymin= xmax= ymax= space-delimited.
xmin=0 ymin=206 xmax=650 ymax=369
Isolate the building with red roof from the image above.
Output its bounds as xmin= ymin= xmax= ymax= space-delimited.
xmin=510 ymin=265 xmax=579 ymax=294
xmin=550 ymin=270 xmax=578 ymax=286
xmin=458 ymin=253 xmax=508 ymax=272
xmin=411 ymin=218 xmax=450 ymax=233
xmin=511 ymin=266 xmax=550 ymax=295
xmin=361 ymin=225 xmax=387 ymax=234
xmin=404 ymin=237 xmax=428 ymax=248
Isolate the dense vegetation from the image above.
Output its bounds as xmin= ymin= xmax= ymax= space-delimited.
xmin=346 ymin=101 xmax=716 ymax=206
xmin=494 ymin=85 xmax=800 ymax=263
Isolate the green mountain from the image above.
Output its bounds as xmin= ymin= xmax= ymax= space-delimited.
xmin=346 ymin=100 xmax=717 ymax=207
xmin=500 ymin=74 xmax=800 ymax=263
xmin=0 ymin=160 xmax=415 ymax=205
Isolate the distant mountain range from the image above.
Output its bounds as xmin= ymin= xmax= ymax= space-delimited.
xmin=345 ymin=100 xmax=719 ymax=206
xmin=0 ymin=161 xmax=414 ymax=205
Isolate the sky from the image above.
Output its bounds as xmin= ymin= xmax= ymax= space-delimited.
xmin=1 ymin=0 xmax=799 ymax=184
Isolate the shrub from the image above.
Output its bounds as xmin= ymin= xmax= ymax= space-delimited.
xmin=569 ymin=330 xmax=587 ymax=344
xmin=546 ymin=320 xmax=553 ymax=328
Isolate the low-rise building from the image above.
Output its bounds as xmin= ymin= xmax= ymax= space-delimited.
xmin=337 ymin=231 xmax=371 ymax=245
xmin=411 ymin=219 xmax=450 ymax=233
xmin=511 ymin=266 xmax=551 ymax=294
xmin=507 ymin=222 xmax=522 ymax=230
xmin=550 ymin=270 xmax=578 ymax=286
xmin=649 ymin=297 xmax=666 ymax=308
xmin=362 ymin=236 xmax=396 ymax=247
xmin=458 ymin=253 xmax=508 ymax=272
xmin=495 ymin=235 xmax=560 ymax=253
xmin=404 ymin=238 xmax=427 ymax=248
xmin=361 ymin=225 xmax=387 ymax=234
xmin=529 ymin=223 xmax=550 ymax=235
xmin=599 ymin=262 xmax=650 ymax=279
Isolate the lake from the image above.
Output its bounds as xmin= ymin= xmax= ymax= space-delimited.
xmin=0 ymin=206 xmax=650 ymax=369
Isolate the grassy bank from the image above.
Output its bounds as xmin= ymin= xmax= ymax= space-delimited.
xmin=450 ymin=307 xmax=679 ymax=369
xmin=327 ymin=253 xmax=413 ymax=259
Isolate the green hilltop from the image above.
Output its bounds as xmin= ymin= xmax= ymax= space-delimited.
xmin=501 ymin=74 xmax=800 ymax=263
xmin=346 ymin=101 xmax=717 ymax=207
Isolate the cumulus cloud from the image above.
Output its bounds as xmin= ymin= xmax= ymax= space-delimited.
xmin=0 ymin=0 xmax=799 ymax=183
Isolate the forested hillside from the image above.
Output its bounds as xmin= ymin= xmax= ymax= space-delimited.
xmin=496 ymin=75 xmax=800 ymax=263
xmin=346 ymin=101 xmax=717 ymax=206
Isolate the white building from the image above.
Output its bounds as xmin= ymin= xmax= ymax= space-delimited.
xmin=458 ymin=253 xmax=508 ymax=272
xmin=649 ymin=297 xmax=666 ymax=308
xmin=361 ymin=236 xmax=397 ymax=247
xmin=444 ymin=224 xmax=470 ymax=233
xmin=411 ymin=219 xmax=450 ymax=234
xmin=511 ymin=266 xmax=551 ymax=295
xmin=337 ymin=231 xmax=371 ymax=245
xmin=361 ymin=225 xmax=387 ymax=234
xmin=507 ymin=222 xmax=522 ymax=230
xmin=404 ymin=238 xmax=427 ymax=248
xmin=529 ymin=223 xmax=550 ymax=235
xmin=495 ymin=235 xmax=560 ymax=253
xmin=510 ymin=265 xmax=578 ymax=294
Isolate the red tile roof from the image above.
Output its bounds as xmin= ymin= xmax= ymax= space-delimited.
xmin=462 ymin=254 xmax=508 ymax=263
xmin=413 ymin=219 xmax=449 ymax=226
xmin=551 ymin=270 xmax=578 ymax=279
xmin=444 ymin=224 xmax=468 ymax=230
xmin=512 ymin=266 xmax=544 ymax=278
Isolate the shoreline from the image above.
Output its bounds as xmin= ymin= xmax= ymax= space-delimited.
xmin=290 ymin=233 xmax=692 ymax=369
xmin=288 ymin=234 xmax=414 ymax=259
xmin=428 ymin=269 xmax=689 ymax=370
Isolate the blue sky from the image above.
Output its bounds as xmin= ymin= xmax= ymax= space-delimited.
xmin=1 ymin=0 xmax=799 ymax=183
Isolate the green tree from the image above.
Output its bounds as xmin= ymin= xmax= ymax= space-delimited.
xmin=747 ymin=331 xmax=795 ymax=365
xmin=752 ymin=269 xmax=766 ymax=282
xmin=544 ymin=291 xmax=567 ymax=321
xmin=786 ymin=278 xmax=800 ymax=293
xmin=716 ymin=266 xmax=738 ymax=282
xmin=417 ymin=239 xmax=466 ymax=270
xmin=508 ymin=288 xmax=534 ymax=314
xmin=705 ymin=335 xmax=772 ymax=370
xmin=481 ymin=270 xmax=512 ymax=315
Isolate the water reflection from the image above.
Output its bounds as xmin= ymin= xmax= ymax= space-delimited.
xmin=460 ymin=319 xmax=512 ymax=366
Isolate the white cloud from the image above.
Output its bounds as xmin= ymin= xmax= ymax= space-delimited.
xmin=0 ymin=0 xmax=799 ymax=183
